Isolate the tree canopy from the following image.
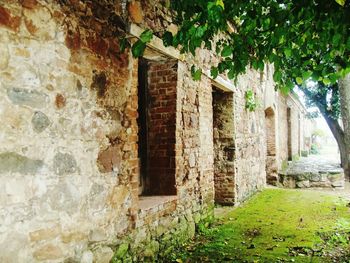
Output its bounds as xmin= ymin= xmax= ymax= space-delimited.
xmin=131 ymin=0 xmax=350 ymax=94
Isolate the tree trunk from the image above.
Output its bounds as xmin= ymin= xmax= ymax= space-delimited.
xmin=338 ymin=73 xmax=350 ymax=180
xmin=321 ymin=112 xmax=348 ymax=176
xmin=301 ymin=85 xmax=349 ymax=179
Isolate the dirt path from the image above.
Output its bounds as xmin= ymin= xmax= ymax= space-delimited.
xmin=166 ymin=188 xmax=350 ymax=263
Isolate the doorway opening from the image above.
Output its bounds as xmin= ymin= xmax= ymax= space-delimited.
xmin=212 ymin=86 xmax=235 ymax=205
xmin=137 ymin=58 xmax=177 ymax=196
xmin=265 ymin=107 xmax=278 ymax=184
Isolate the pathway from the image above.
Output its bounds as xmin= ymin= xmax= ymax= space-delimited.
xmin=279 ymin=155 xmax=345 ymax=189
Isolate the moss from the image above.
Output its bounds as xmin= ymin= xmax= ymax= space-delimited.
xmin=292 ymin=154 xmax=300 ymax=162
xmin=169 ymin=189 xmax=350 ymax=262
xmin=301 ymin=150 xmax=309 ymax=157
xmin=112 ymin=243 xmax=129 ymax=260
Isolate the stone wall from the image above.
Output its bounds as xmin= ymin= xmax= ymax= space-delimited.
xmin=0 ymin=0 xmax=277 ymax=261
xmin=277 ymin=95 xmax=289 ymax=168
xmin=233 ymin=70 xmax=267 ymax=204
xmin=279 ymin=157 xmax=345 ymax=189
xmin=265 ymin=74 xmax=312 ymax=182
xmin=289 ymin=101 xmax=301 ymax=159
xmin=0 ymin=1 xmax=138 ymax=262
xmin=275 ymin=92 xmax=312 ymax=181
xmin=0 ymin=1 xmax=215 ymax=262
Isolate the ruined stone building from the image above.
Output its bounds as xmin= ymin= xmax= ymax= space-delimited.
xmin=0 ymin=1 xmax=311 ymax=262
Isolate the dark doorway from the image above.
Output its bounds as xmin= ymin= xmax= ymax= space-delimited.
xmin=137 ymin=58 xmax=149 ymax=195
xmin=137 ymin=58 xmax=178 ymax=196
xmin=212 ymin=87 xmax=235 ymax=205
xmin=265 ymin=107 xmax=278 ymax=184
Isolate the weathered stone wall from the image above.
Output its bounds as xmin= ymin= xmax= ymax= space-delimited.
xmin=0 ymin=0 xmax=290 ymax=261
xmin=0 ymin=1 xmax=139 ymax=262
xmin=0 ymin=1 xmax=214 ymax=262
xmin=289 ymin=103 xmax=301 ymax=159
xmin=276 ymin=92 xmax=311 ymax=175
xmin=277 ymin=95 xmax=289 ymax=168
xmin=233 ymin=70 xmax=267 ymax=204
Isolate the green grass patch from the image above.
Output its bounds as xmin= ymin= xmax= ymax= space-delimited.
xmin=166 ymin=189 xmax=350 ymax=263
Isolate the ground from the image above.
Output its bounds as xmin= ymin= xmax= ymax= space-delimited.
xmin=165 ymin=187 xmax=350 ymax=263
xmin=279 ymin=155 xmax=345 ymax=189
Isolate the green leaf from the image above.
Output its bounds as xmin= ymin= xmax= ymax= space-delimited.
xmin=162 ymin=31 xmax=173 ymax=47
xmin=119 ymin=38 xmax=129 ymax=53
xmin=346 ymin=37 xmax=350 ymax=49
xmin=335 ymin=0 xmax=346 ymax=6
xmin=280 ymin=84 xmax=290 ymax=95
xmin=210 ymin=67 xmax=219 ymax=79
xmin=216 ymin=0 xmax=225 ymax=9
xmin=332 ymin=33 xmax=342 ymax=47
xmin=228 ymin=69 xmax=235 ymax=79
xmin=329 ymin=73 xmax=338 ymax=84
xmin=191 ymin=65 xmax=202 ymax=81
xmin=322 ymin=78 xmax=331 ymax=85
xmin=312 ymin=71 xmax=321 ymax=81
xmin=221 ymin=45 xmax=233 ymax=57
xmin=252 ymin=60 xmax=259 ymax=70
xmin=263 ymin=18 xmax=270 ymax=28
xmin=140 ymin=29 xmax=153 ymax=43
xmin=302 ymin=71 xmax=312 ymax=80
xmin=273 ymin=71 xmax=282 ymax=82
xmin=296 ymin=77 xmax=303 ymax=85
xmin=195 ymin=25 xmax=207 ymax=38
xmin=132 ymin=40 xmax=146 ymax=57
xmin=258 ymin=60 xmax=264 ymax=71
xmin=284 ymin=48 xmax=292 ymax=58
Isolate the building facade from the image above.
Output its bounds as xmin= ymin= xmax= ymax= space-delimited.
xmin=0 ymin=1 xmax=311 ymax=262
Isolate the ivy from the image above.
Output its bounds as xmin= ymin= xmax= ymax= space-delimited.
xmin=245 ymin=89 xmax=258 ymax=112
xmin=191 ymin=65 xmax=202 ymax=81
xmin=131 ymin=29 xmax=154 ymax=58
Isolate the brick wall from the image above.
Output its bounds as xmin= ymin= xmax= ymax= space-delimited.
xmin=265 ymin=107 xmax=276 ymax=156
xmin=213 ymin=89 xmax=235 ymax=204
xmin=265 ymin=107 xmax=278 ymax=184
xmin=142 ymin=59 xmax=177 ymax=195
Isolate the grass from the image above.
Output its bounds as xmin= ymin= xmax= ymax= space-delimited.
xmin=166 ymin=189 xmax=350 ymax=263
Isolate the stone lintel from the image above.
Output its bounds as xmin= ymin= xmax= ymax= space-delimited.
xmin=205 ymin=70 xmax=235 ymax=92
xmin=129 ymin=24 xmax=235 ymax=92
xmin=129 ymin=23 xmax=180 ymax=60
